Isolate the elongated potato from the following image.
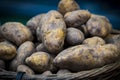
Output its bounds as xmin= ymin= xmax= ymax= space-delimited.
xmin=54 ymin=44 xmax=119 ymax=72
xmin=66 ymin=28 xmax=84 ymax=46
xmin=1 ymin=22 xmax=33 ymax=46
xmin=25 ymin=52 xmax=52 ymax=73
xmin=0 ymin=60 xmax=5 ymax=69
xmin=64 ymin=10 xmax=91 ymax=27
xmin=58 ymin=0 xmax=80 ymax=15
xmin=83 ymin=36 xmax=105 ymax=46
xmin=86 ymin=14 xmax=112 ymax=38
xmin=9 ymin=41 xmax=35 ymax=71
xmin=0 ymin=42 xmax=16 ymax=60
xmin=40 ymin=10 xmax=66 ymax=54
xmin=17 ymin=65 xmax=34 ymax=75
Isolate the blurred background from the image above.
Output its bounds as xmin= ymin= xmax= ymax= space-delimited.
xmin=0 ymin=0 xmax=120 ymax=29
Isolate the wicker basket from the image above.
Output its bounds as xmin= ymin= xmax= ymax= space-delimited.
xmin=0 ymin=60 xmax=120 ymax=80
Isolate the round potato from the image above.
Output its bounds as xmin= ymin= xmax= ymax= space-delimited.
xmin=25 ymin=52 xmax=52 ymax=73
xmin=1 ymin=22 xmax=33 ymax=46
xmin=86 ymin=14 xmax=112 ymax=38
xmin=83 ymin=36 xmax=105 ymax=46
xmin=66 ymin=28 xmax=84 ymax=46
xmin=54 ymin=44 xmax=119 ymax=72
xmin=0 ymin=42 xmax=16 ymax=60
xmin=64 ymin=10 xmax=91 ymax=27
xmin=40 ymin=10 xmax=66 ymax=54
xmin=58 ymin=0 xmax=80 ymax=15
xmin=17 ymin=65 xmax=35 ymax=75
xmin=9 ymin=41 xmax=35 ymax=71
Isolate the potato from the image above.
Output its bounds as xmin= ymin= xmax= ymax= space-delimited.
xmin=86 ymin=14 xmax=112 ymax=38
xmin=25 ymin=52 xmax=52 ymax=73
xmin=66 ymin=28 xmax=84 ymax=46
xmin=0 ymin=60 xmax=5 ymax=69
xmin=83 ymin=36 xmax=105 ymax=46
xmin=17 ymin=65 xmax=34 ymax=75
xmin=0 ymin=22 xmax=33 ymax=46
xmin=42 ymin=71 xmax=52 ymax=76
xmin=36 ymin=43 xmax=49 ymax=52
xmin=0 ymin=42 xmax=16 ymax=60
xmin=27 ymin=14 xmax=45 ymax=36
xmin=58 ymin=0 xmax=80 ymax=15
xmin=39 ymin=10 xmax=66 ymax=54
xmin=57 ymin=69 xmax=71 ymax=74
xmin=9 ymin=41 xmax=35 ymax=71
xmin=54 ymin=44 xmax=119 ymax=72
xmin=64 ymin=10 xmax=91 ymax=27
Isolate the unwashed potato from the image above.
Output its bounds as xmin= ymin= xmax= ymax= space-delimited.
xmin=86 ymin=14 xmax=112 ymax=38
xmin=58 ymin=0 xmax=80 ymax=15
xmin=9 ymin=41 xmax=35 ymax=71
xmin=83 ymin=36 xmax=105 ymax=46
xmin=0 ymin=60 xmax=5 ymax=69
xmin=66 ymin=28 xmax=84 ymax=46
xmin=36 ymin=43 xmax=49 ymax=53
xmin=57 ymin=69 xmax=71 ymax=74
xmin=39 ymin=10 xmax=66 ymax=54
xmin=42 ymin=71 xmax=52 ymax=76
xmin=54 ymin=44 xmax=119 ymax=72
xmin=25 ymin=52 xmax=52 ymax=73
xmin=0 ymin=41 xmax=16 ymax=60
xmin=0 ymin=22 xmax=33 ymax=46
xmin=64 ymin=10 xmax=91 ymax=27
xmin=17 ymin=65 xmax=35 ymax=75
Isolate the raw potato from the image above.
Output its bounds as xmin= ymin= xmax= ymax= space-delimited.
xmin=42 ymin=71 xmax=52 ymax=76
xmin=83 ymin=36 xmax=105 ymax=46
xmin=66 ymin=28 xmax=84 ymax=46
xmin=0 ymin=60 xmax=5 ymax=69
xmin=57 ymin=69 xmax=71 ymax=74
xmin=17 ymin=65 xmax=34 ymax=75
xmin=40 ymin=10 xmax=66 ymax=54
xmin=36 ymin=43 xmax=49 ymax=53
xmin=54 ymin=44 xmax=119 ymax=72
xmin=26 ymin=14 xmax=45 ymax=36
xmin=9 ymin=41 xmax=35 ymax=71
xmin=0 ymin=42 xmax=16 ymax=60
xmin=1 ymin=22 xmax=33 ymax=46
xmin=64 ymin=10 xmax=91 ymax=27
xmin=86 ymin=14 xmax=112 ymax=38
xmin=78 ymin=25 xmax=89 ymax=37
xmin=58 ymin=0 xmax=80 ymax=15
xmin=25 ymin=52 xmax=52 ymax=73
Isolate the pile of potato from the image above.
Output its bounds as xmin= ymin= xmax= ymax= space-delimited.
xmin=0 ymin=0 xmax=120 ymax=75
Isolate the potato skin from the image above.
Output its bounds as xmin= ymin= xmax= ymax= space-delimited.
xmin=42 ymin=71 xmax=52 ymax=76
xmin=86 ymin=14 xmax=112 ymax=38
xmin=57 ymin=69 xmax=71 ymax=74
xmin=17 ymin=65 xmax=35 ymax=75
xmin=25 ymin=52 xmax=52 ymax=73
xmin=9 ymin=41 xmax=35 ymax=71
xmin=58 ymin=0 xmax=80 ymax=15
xmin=0 ymin=42 xmax=16 ymax=60
xmin=1 ymin=22 xmax=33 ymax=46
xmin=54 ymin=44 xmax=119 ymax=72
xmin=83 ymin=36 xmax=105 ymax=46
xmin=36 ymin=43 xmax=49 ymax=52
xmin=66 ymin=28 xmax=84 ymax=46
xmin=40 ymin=10 xmax=66 ymax=54
xmin=64 ymin=10 xmax=91 ymax=27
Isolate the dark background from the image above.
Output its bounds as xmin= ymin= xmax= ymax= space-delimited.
xmin=0 ymin=0 xmax=120 ymax=29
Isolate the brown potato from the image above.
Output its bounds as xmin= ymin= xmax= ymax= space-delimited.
xmin=54 ymin=44 xmax=119 ymax=72
xmin=58 ymin=0 xmax=80 ymax=15
xmin=17 ymin=65 xmax=35 ymax=75
xmin=26 ymin=14 xmax=45 ymax=36
xmin=36 ymin=43 xmax=49 ymax=52
xmin=25 ymin=52 xmax=52 ymax=73
xmin=41 ymin=71 xmax=52 ymax=76
xmin=86 ymin=14 xmax=112 ymax=38
xmin=64 ymin=10 xmax=91 ymax=27
xmin=39 ymin=10 xmax=66 ymax=54
xmin=57 ymin=69 xmax=71 ymax=74
xmin=83 ymin=36 xmax=105 ymax=46
xmin=0 ymin=42 xmax=16 ymax=60
xmin=0 ymin=60 xmax=5 ymax=69
xmin=1 ymin=22 xmax=33 ymax=46
xmin=9 ymin=41 xmax=35 ymax=71
xmin=66 ymin=28 xmax=84 ymax=46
